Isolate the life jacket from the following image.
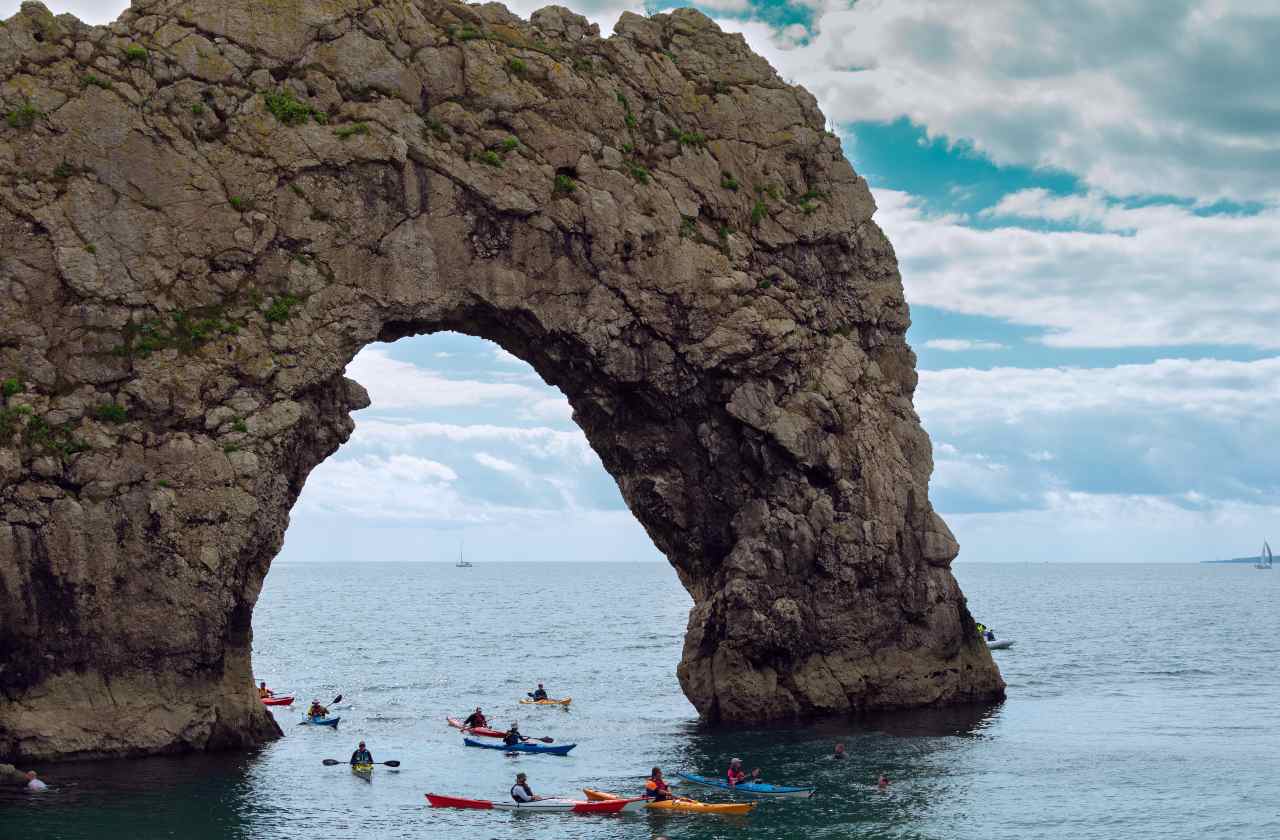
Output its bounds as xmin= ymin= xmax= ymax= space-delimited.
xmin=727 ymin=767 xmax=746 ymax=784
xmin=511 ymin=783 xmax=533 ymax=802
xmin=465 ymin=714 xmax=486 ymax=728
xmin=532 ymin=689 xmax=547 ymax=700
xmin=645 ymin=778 xmax=670 ymax=799
xmin=503 ymin=731 xmax=522 ymax=746
xmin=352 ymin=749 xmax=371 ymax=764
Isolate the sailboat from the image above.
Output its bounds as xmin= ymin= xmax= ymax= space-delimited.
xmin=1256 ymin=541 xmax=1273 ymax=570
xmin=455 ymin=542 xmax=472 ymax=568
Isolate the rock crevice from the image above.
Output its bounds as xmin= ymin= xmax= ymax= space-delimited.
xmin=0 ymin=0 xmax=1002 ymax=761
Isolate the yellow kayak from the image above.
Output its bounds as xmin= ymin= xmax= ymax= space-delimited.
xmin=351 ymin=762 xmax=373 ymax=781
xmin=583 ymin=788 xmax=755 ymax=815
xmin=519 ymin=697 xmax=572 ymax=706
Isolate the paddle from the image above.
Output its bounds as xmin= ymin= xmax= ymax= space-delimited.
xmin=322 ymin=759 xmax=401 ymax=767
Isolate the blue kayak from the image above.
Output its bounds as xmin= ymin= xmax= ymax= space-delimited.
xmin=298 ymin=715 xmax=340 ymax=727
xmin=463 ymin=737 xmax=574 ymax=756
xmin=677 ymin=772 xmax=814 ymax=798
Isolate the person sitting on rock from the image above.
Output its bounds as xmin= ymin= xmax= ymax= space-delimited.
xmin=26 ymin=771 xmax=48 ymax=792
xmin=503 ymin=724 xmax=527 ymax=747
xmin=258 ymin=681 xmax=273 ymax=699
xmin=644 ymin=767 xmax=673 ymax=801
xmin=529 ymin=683 xmax=549 ymax=701
xmin=307 ymin=699 xmax=328 ymax=719
xmin=350 ymin=741 xmax=372 ymax=765
xmin=463 ymin=707 xmax=488 ymax=729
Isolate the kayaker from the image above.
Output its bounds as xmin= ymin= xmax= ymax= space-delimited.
xmin=726 ymin=758 xmax=748 ymax=786
xmin=258 ymin=681 xmax=273 ymax=699
xmin=511 ymin=772 xmax=545 ymax=803
xmin=833 ymin=743 xmax=847 ymax=760
xmin=975 ymin=621 xmax=987 ymax=636
xmin=529 ymin=684 xmax=548 ymax=701
xmin=502 ymin=724 xmax=527 ymax=746
xmin=350 ymin=741 xmax=372 ymax=765
xmin=877 ymin=772 xmax=890 ymax=791
xmin=25 ymin=771 xmax=48 ymax=792
xmin=463 ymin=708 xmax=488 ymax=729
xmin=985 ymin=628 xmax=996 ymax=641
xmin=306 ymin=699 xmax=329 ymax=719
xmin=644 ymin=767 xmax=673 ymax=801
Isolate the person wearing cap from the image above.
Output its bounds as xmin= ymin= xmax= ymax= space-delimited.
xmin=502 ymin=723 xmax=528 ymax=747
xmin=350 ymin=741 xmax=372 ymax=765
xmin=726 ymin=758 xmax=761 ymax=786
xmin=463 ymin=707 xmax=488 ymax=729
xmin=306 ymin=698 xmax=329 ymax=719
xmin=510 ymin=772 xmax=545 ymax=803
xmin=25 ymin=771 xmax=48 ymax=792
xmin=528 ymin=683 xmax=548 ymax=701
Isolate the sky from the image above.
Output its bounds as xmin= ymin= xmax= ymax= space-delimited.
xmin=11 ymin=1 xmax=1277 ymax=563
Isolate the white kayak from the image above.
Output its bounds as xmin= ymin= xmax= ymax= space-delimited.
xmin=987 ymin=639 xmax=1015 ymax=650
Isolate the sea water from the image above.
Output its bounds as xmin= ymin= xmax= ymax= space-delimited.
xmin=3 ymin=562 xmax=1278 ymax=839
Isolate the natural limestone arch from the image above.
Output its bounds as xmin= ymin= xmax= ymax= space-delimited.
xmin=0 ymin=0 xmax=1003 ymax=761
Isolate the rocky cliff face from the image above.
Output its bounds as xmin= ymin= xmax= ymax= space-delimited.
xmin=0 ymin=0 xmax=1003 ymax=761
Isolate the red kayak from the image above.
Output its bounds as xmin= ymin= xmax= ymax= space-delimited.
xmin=446 ymin=716 xmax=505 ymax=739
xmin=261 ymin=695 xmax=294 ymax=706
xmin=425 ymin=793 xmax=629 ymax=813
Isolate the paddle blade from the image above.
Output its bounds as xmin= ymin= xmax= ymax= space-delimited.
xmin=322 ymin=759 xmax=340 ymax=766
xmin=382 ymin=760 xmax=401 ymax=767
xmin=331 ymin=694 xmax=342 ymax=705
xmin=537 ymin=737 xmax=555 ymax=743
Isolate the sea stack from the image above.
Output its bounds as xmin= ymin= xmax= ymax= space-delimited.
xmin=0 ymin=0 xmax=1003 ymax=761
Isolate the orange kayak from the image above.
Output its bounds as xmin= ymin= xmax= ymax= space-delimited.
xmin=583 ymin=788 xmax=756 ymax=815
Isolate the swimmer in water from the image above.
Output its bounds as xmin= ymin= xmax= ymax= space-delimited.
xmin=877 ymin=772 xmax=890 ymax=790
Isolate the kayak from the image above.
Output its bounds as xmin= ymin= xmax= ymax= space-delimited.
xmin=987 ymin=639 xmax=1015 ymax=650
xmin=677 ymin=773 xmax=814 ymax=799
xmin=426 ymin=793 xmax=629 ymax=813
xmin=583 ymin=788 xmax=756 ymax=815
xmin=261 ymin=695 xmax=294 ymax=706
xmin=298 ymin=715 xmax=340 ymax=727
xmin=519 ymin=697 xmax=572 ymax=706
xmin=352 ymin=762 xmax=373 ymax=781
xmin=463 ymin=737 xmax=574 ymax=756
xmin=446 ymin=717 xmax=506 ymax=739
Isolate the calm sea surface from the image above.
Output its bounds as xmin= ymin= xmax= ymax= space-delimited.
xmin=4 ymin=562 xmax=1278 ymax=839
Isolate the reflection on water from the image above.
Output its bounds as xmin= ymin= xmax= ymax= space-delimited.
xmin=3 ymin=562 xmax=1278 ymax=840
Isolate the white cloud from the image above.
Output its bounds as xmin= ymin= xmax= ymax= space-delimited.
xmin=346 ymin=347 xmax=540 ymax=410
xmin=728 ymin=1 xmax=1280 ymax=202
xmin=923 ymin=339 xmax=1009 ymax=352
xmin=350 ymin=419 xmax=598 ymax=465
xmin=949 ymin=492 xmax=1280 ymax=564
xmin=917 ymin=357 xmax=1280 ymax=424
xmin=474 ymin=452 xmax=521 ymax=474
xmin=877 ymin=189 xmax=1280 ymax=349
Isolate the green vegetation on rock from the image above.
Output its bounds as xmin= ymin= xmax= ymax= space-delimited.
xmin=263 ymin=90 xmax=322 ymax=126
xmin=6 ymin=102 xmax=40 ymax=129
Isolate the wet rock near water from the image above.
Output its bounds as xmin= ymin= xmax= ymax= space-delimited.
xmin=0 ymin=0 xmax=1003 ymax=761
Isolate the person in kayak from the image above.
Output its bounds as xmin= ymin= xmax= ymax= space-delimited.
xmin=502 ymin=724 xmax=528 ymax=746
xmin=644 ymin=767 xmax=673 ymax=801
xmin=258 ymin=681 xmax=273 ymax=699
xmin=511 ymin=772 xmax=545 ymax=803
xmin=350 ymin=741 xmax=372 ymax=765
xmin=727 ymin=758 xmax=755 ymax=786
xmin=306 ymin=699 xmax=329 ymax=719
xmin=877 ymin=772 xmax=890 ymax=791
xmin=25 ymin=771 xmax=48 ymax=792
xmin=984 ymin=628 xmax=996 ymax=641
xmin=529 ymin=684 xmax=548 ymax=701
xmin=463 ymin=708 xmax=488 ymax=729
xmin=833 ymin=743 xmax=847 ymax=760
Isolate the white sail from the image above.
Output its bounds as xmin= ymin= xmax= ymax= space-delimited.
xmin=1256 ymin=541 xmax=1272 ymax=570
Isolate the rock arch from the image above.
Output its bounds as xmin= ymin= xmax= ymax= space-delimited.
xmin=0 ymin=0 xmax=1003 ymax=760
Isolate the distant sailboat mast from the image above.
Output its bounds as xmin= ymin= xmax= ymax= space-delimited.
xmin=1257 ymin=541 xmax=1273 ymax=570
xmin=456 ymin=539 xmax=472 ymax=567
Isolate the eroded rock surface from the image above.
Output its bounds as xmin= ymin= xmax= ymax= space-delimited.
xmin=0 ymin=0 xmax=1003 ymax=761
